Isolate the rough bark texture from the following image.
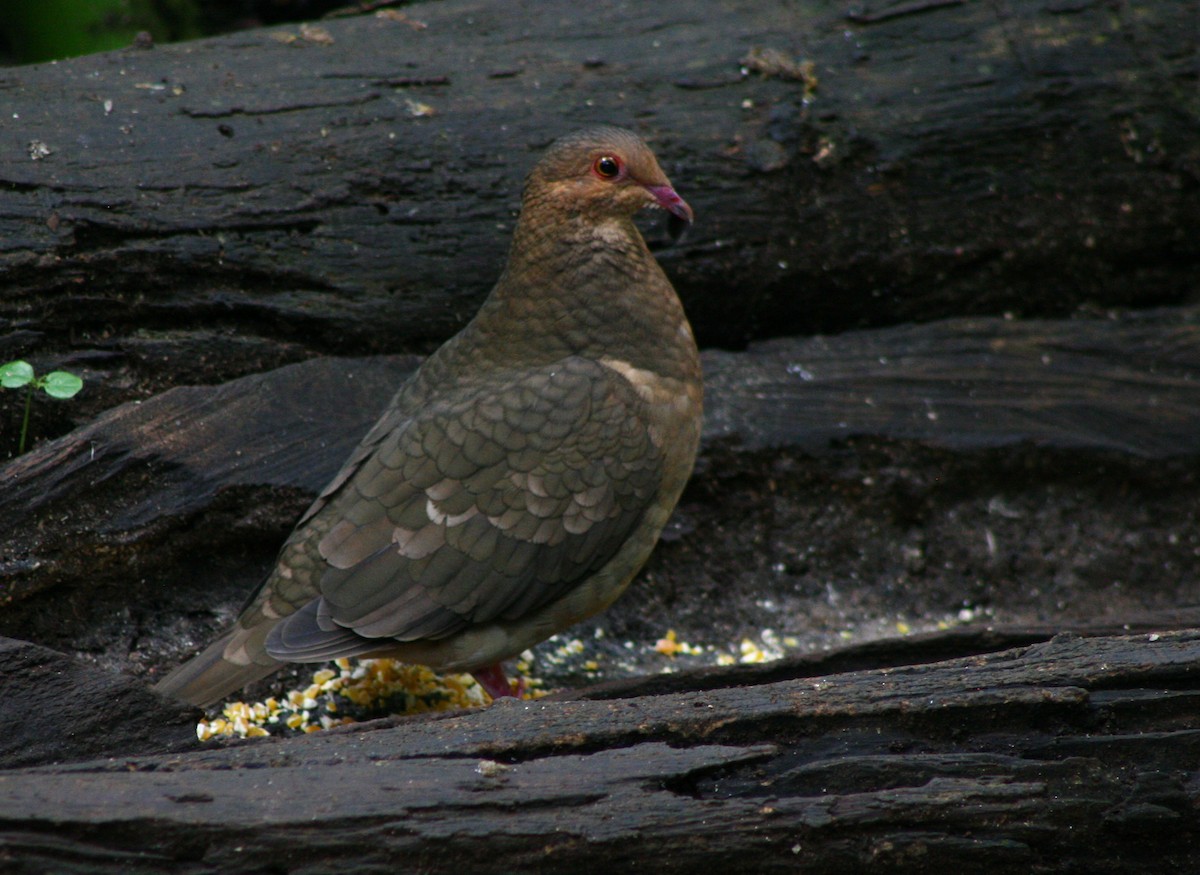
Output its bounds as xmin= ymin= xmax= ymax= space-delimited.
xmin=2 ymin=0 xmax=1199 ymax=870
xmin=1 ymin=0 xmax=1198 ymax=432
xmin=4 ymin=309 xmax=1200 ymax=680
xmin=3 ymin=629 xmax=1200 ymax=873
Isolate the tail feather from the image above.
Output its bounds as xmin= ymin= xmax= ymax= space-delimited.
xmin=152 ymin=632 xmax=282 ymax=708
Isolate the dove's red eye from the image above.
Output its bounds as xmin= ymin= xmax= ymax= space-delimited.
xmin=593 ymin=155 xmax=621 ymax=179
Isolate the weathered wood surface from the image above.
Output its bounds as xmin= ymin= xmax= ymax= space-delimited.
xmin=572 ymin=605 xmax=1200 ymax=700
xmin=2 ymin=629 xmax=1199 ymax=873
xmin=4 ymin=308 xmax=1200 ymax=673
xmin=0 ymin=638 xmax=198 ymax=769
xmin=7 ymin=609 xmax=1199 ymax=769
xmin=703 ymin=307 xmax=1200 ymax=457
xmin=1 ymin=0 xmax=1198 ymax=420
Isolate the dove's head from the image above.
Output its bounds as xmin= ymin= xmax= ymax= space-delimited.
xmin=526 ymin=126 xmax=693 ymax=237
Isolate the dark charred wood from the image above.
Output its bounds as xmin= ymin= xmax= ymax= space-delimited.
xmin=3 ymin=308 xmax=1199 ymax=678
xmin=1 ymin=630 xmax=1199 ymax=873
xmin=0 ymin=638 xmax=199 ymax=769
xmin=1 ymin=0 xmax=1198 ymax=428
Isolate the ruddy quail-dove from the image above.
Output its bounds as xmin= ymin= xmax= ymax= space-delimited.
xmin=154 ymin=126 xmax=702 ymax=706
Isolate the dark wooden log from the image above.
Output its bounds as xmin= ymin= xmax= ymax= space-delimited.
xmin=3 ymin=307 xmax=1199 ymax=686
xmin=2 ymin=630 xmax=1199 ymax=873
xmin=0 ymin=638 xmax=199 ymax=768
xmin=702 ymin=308 xmax=1200 ymax=457
xmin=572 ymin=605 xmax=1200 ymax=700
xmin=1 ymin=0 xmax=1198 ymax=425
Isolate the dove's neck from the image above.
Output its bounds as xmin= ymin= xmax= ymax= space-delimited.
xmin=463 ymin=207 xmax=697 ymax=382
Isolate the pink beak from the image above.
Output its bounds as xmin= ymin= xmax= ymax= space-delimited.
xmin=644 ymin=183 xmax=694 ymax=226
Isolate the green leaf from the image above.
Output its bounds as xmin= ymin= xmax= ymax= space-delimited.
xmin=41 ymin=370 xmax=83 ymax=399
xmin=1 ymin=360 xmax=35 ymax=389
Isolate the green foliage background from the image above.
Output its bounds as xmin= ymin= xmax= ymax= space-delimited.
xmin=1 ymin=0 xmax=202 ymax=64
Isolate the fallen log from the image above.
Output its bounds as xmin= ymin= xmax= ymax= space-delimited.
xmin=1 ymin=0 xmax=1197 ymax=423
xmin=3 ymin=308 xmax=1199 ymax=679
xmin=2 ymin=630 xmax=1198 ymax=873
xmin=0 ymin=638 xmax=198 ymax=769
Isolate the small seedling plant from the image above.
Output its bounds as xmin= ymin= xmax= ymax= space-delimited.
xmin=1 ymin=360 xmax=83 ymax=455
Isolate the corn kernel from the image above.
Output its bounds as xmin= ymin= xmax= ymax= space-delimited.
xmin=655 ymin=629 xmax=681 ymax=656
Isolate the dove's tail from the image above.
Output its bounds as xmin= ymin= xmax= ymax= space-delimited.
xmin=152 ymin=631 xmax=281 ymax=708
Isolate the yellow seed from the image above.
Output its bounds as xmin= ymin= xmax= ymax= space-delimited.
xmin=655 ymin=629 xmax=681 ymax=656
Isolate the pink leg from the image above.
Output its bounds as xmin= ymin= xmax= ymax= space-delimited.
xmin=472 ymin=663 xmax=519 ymax=700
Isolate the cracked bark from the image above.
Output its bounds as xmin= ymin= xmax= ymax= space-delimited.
xmin=2 ymin=630 xmax=1199 ymax=873
xmin=1 ymin=0 xmax=1197 ymax=433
